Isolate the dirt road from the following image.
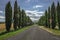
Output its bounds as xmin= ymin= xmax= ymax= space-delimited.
xmin=6 ymin=25 xmax=60 ymax=40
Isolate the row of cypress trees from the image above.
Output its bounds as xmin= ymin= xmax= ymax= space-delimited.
xmin=5 ymin=0 xmax=33 ymax=32
xmin=38 ymin=2 xmax=60 ymax=30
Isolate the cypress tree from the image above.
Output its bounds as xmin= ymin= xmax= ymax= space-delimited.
xmin=5 ymin=1 xmax=12 ymax=32
xmin=57 ymin=2 xmax=60 ymax=30
xmin=24 ymin=16 xmax=28 ymax=26
xmin=18 ymin=7 xmax=21 ymax=29
xmin=45 ymin=10 xmax=48 ymax=27
xmin=21 ymin=9 xmax=26 ymax=27
xmin=19 ymin=10 xmax=22 ymax=28
xmin=13 ymin=0 xmax=18 ymax=30
xmin=27 ymin=16 xmax=33 ymax=25
xmin=48 ymin=7 xmax=51 ymax=28
xmin=17 ymin=7 xmax=20 ymax=29
xmin=51 ymin=2 xmax=56 ymax=29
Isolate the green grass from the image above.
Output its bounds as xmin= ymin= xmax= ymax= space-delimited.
xmin=0 ymin=26 xmax=32 ymax=40
xmin=39 ymin=26 xmax=60 ymax=36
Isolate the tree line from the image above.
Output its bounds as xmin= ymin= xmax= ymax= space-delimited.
xmin=5 ymin=0 xmax=33 ymax=32
xmin=38 ymin=2 xmax=60 ymax=30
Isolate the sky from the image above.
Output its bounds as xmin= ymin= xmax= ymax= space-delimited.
xmin=0 ymin=0 xmax=60 ymax=22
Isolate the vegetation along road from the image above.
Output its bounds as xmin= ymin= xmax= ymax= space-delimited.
xmin=6 ymin=25 xmax=60 ymax=40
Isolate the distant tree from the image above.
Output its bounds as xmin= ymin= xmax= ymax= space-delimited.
xmin=13 ymin=0 xmax=18 ymax=30
xmin=57 ymin=2 xmax=60 ymax=30
xmin=18 ymin=7 xmax=21 ymax=29
xmin=51 ymin=2 xmax=56 ymax=29
xmin=38 ymin=15 xmax=45 ymax=26
xmin=5 ymin=1 xmax=12 ymax=32
xmin=45 ymin=10 xmax=48 ymax=27
xmin=24 ymin=16 xmax=28 ymax=26
xmin=47 ymin=7 xmax=51 ymax=28
xmin=21 ymin=9 xmax=27 ymax=27
xmin=21 ymin=10 xmax=23 ymax=28
xmin=27 ymin=16 xmax=31 ymax=25
xmin=20 ymin=10 xmax=22 ymax=28
xmin=22 ymin=10 xmax=27 ymax=26
xmin=26 ymin=16 xmax=33 ymax=26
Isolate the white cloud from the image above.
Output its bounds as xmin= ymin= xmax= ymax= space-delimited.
xmin=0 ymin=16 xmax=5 ymax=19
xmin=33 ymin=5 xmax=43 ymax=8
xmin=25 ymin=0 xmax=31 ymax=3
xmin=0 ymin=11 xmax=5 ymax=19
xmin=25 ymin=10 xmax=44 ymax=16
xmin=30 ymin=18 xmax=39 ymax=22
xmin=0 ymin=11 xmax=4 ymax=13
xmin=0 ymin=11 xmax=5 ymax=22
xmin=26 ymin=10 xmax=38 ymax=14
xmin=25 ymin=10 xmax=44 ymax=22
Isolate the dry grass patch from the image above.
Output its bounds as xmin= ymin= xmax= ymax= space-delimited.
xmin=0 ymin=23 xmax=13 ymax=33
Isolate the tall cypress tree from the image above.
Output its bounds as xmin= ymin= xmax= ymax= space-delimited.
xmin=13 ymin=0 xmax=18 ymax=30
xmin=19 ymin=9 xmax=22 ymax=28
xmin=57 ymin=2 xmax=60 ymax=30
xmin=17 ymin=7 xmax=20 ymax=29
xmin=45 ymin=10 xmax=48 ymax=27
xmin=51 ymin=2 xmax=56 ymax=29
xmin=48 ymin=7 xmax=51 ymax=28
xmin=27 ymin=16 xmax=30 ymax=25
xmin=21 ymin=9 xmax=25 ymax=28
xmin=5 ymin=1 xmax=12 ymax=32
xmin=18 ymin=7 xmax=21 ymax=29
xmin=23 ymin=11 xmax=27 ymax=26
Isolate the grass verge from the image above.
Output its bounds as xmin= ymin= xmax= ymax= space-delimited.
xmin=0 ymin=26 xmax=32 ymax=40
xmin=39 ymin=26 xmax=60 ymax=36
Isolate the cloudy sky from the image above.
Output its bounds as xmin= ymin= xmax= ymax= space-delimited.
xmin=0 ymin=0 xmax=60 ymax=22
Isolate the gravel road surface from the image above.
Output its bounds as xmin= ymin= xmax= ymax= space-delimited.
xmin=6 ymin=25 xmax=60 ymax=40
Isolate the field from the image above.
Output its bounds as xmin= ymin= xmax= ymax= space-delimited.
xmin=0 ymin=23 xmax=13 ymax=33
xmin=0 ymin=23 xmax=5 ymax=33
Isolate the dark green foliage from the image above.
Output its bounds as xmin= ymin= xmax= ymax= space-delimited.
xmin=21 ymin=10 xmax=25 ymax=28
xmin=51 ymin=2 xmax=56 ymax=29
xmin=38 ymin=2 xmax=60 ymax=30
xmin=47 ymin=7 xmax=51 ymax=28
xmin=57 ymin=2 xmax=60 ymax=30
xmin=5 ymin=1 xmax=12 ymax=32
xmin=38 ymin=16 xmax=45 ymax=26
xmin=45 ymin=10 xmax=48 ymax=27
xmin=13 ymin=0 xmax=18 ymax=30
xmin=18 ymin=7 xmax=21 ymax=29
xmin=21 ymin=9 xmax=33 ymax=27
xmin=27 ymin=16 xmax=33 ymax=25
xmin=5 ymin=0 xmax=33 ymax=31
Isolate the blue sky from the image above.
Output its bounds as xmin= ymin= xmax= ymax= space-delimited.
xmin=0 ymin=0 xmax=60 ymax=22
